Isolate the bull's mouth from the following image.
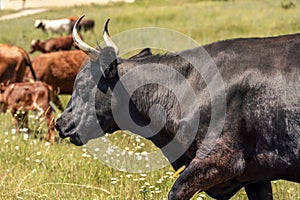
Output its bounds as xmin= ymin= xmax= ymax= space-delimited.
xmin=70 ymin=132 xmax=84 ymax=146
xmin=56 ymin=122 xmax=84 ymax=146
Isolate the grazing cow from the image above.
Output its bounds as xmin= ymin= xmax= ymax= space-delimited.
xmin=34 ymin=18 xmax=73 ymax=35
xmin=24 ymin=50 xmax=87 ymax=95
xmin=0 ymin=43 xmax=36 ymax=85
xmin=56 ymin=17 xmax=300 ymax=200
xmin=29 ymin=34 xmax=79 ymax=54
xmin=69 ymin=19 xmax=95 ymax=33
xmin=0 ymin=81 xmax=56 ymax=142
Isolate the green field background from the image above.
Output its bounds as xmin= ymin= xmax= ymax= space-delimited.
xmin=0 ymin=0 xmax=300 ymax=199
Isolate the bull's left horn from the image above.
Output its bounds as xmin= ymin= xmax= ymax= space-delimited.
xmin=103 ymin=18 xmax=119 ymax=55
xmin=73 ymin=15 xmax=100 ymax=61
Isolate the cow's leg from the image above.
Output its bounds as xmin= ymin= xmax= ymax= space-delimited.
xmin=245 ymin=181 xmax=273 ymax=200
xmin=168 ymin=144 xmax=245 ymax=200
xmin=21 ymin=111 xmax=29 ymax=131
xmin=12 ymin=113 xmax=21 ymax=133
xmin=44 ymin=110 xmax=56 ymax=143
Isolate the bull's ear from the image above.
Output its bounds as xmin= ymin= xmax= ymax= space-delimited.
xmin=129 ymin=48 xmax=152 ymax=59
xmin=99 ymin=47 xmax=118 ymax=79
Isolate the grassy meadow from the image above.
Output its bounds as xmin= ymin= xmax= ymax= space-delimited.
xmin=0 ymin=0 xmax=300 ymax=199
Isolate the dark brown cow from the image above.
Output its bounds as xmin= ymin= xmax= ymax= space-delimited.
xmin=24 ymin=50 xmax=87 ymax=94
xmin=70 ymin=19 xmax=95 ymax=33
xmin=0 ymin=43 xmax=36 ymax=85
xmin=29 ymin=34 xmax=78 ymax=54
xmin=0 ymin=81 xmax=56 ymax=142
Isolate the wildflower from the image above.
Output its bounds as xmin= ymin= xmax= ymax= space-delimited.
xmin=11 ymin=129 xmax=16 ymax=134
xmin=36 ymin=151 xmax=41 ymax=156
xmin=111 ymin=181 xmax=117 ymax=185
xmin=4 ymin=132 xmax=8 ymax=136
xmin=15 ymin=146 xmax=19 ymax=150
xmin=26 ymin=157 xmax=30 ymax=161
xmin=45 ymin=142 xmax=50 ymax=146
xmin=35 ymin=159 xmax=40 ymax=163
xmin=140 ymin=174 xmax=147 ymax=177
xmin=111 ymin=178 xmax=119 ymax=181
xmin=126 ymin=174 xmax=132 ymax=178
xmin=128 ymin=151 xmax=133 ymax=156
xmin=4 ymin=139 xmax=9 ymax=143
xmin=135 ymin=138 xmax=141 ymax=143
xmin=23 ymin=133 xmax=29 ymax=141
xmin=141 ymin=151 xmax=148 ymax=156
xmin=287 ymin=188 xmax=295 ymax=193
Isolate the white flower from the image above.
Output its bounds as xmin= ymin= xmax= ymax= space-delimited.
xmin=23 ymin=133 xmax=29 ymax=141
xmin=15 ymin=146 xmax=19 ymax=150
xmin=11 ymin=129 xmax=16 ymax=134
xmin=4 ymin=139 xmax=9 ymax=143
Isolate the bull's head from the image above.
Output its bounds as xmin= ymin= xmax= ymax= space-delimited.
xmin=55 ymin=16 xmax=120 ymax=145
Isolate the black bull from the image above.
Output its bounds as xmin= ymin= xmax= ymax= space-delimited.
xmin=56 ymin=25 xmax=300 ymax=199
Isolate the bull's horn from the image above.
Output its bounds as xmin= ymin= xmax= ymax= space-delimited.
xmin=73 ymin=15 xmax=100 ymax=61
xmin=103 ymin=18 xmax=119 ymax=55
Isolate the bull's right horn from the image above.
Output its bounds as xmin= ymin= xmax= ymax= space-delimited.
xmin=73 ymin=15 xmax=100 ymax=61
xmin=103 ymin=18 xmax=119 ymax=55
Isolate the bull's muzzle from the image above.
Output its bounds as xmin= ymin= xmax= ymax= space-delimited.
xmin=55 ymin=117 xmax=84 ymax=146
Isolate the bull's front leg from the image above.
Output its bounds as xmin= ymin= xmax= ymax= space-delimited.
xmin=245 ymin=182 xmax=273 ymax=200
xmin=168 ymin=143 xmax=246 ymax=200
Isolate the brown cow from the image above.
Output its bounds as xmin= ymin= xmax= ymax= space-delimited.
xmin=24 ymin=50 xmax=87 ymax=95
xmin=0 ymin=43 xmax=36 ymax=85
xmin=29 ymin=34 xmax=78 ymax=54
xmin=0 ymin=81 xmax=56 ymax=142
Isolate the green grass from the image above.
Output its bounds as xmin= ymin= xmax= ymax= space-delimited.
xmin=0 ymin=0 xmax=300 ymax=199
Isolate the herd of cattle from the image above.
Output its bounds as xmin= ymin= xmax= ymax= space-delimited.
xmin=0 ymin=16 xmax=93 ymax=142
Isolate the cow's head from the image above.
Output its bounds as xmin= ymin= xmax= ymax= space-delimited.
xmin=34 ymin=20 xmax=43 ymax=29
xmin=55 ymin=16 xmax=121 ymax=145
xmin=29 ymin=40 xmax=40 ymax=54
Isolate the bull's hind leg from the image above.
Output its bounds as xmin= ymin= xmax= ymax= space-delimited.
xmin=168 ymin=144 xmax=246 ymax=200
xmin=245 ymin=182 xmax=273 ymax=200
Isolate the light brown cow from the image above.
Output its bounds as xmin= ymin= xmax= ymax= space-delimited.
xmin=0 ymin=81 xmax=56 ymax=142
xmin=29 ymin=34 xmax=78 ymax=54
xmin=24 ymin=50 xmax=87 ymax=95
xmin=0 ymin=43 xmax=36 ymax=85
